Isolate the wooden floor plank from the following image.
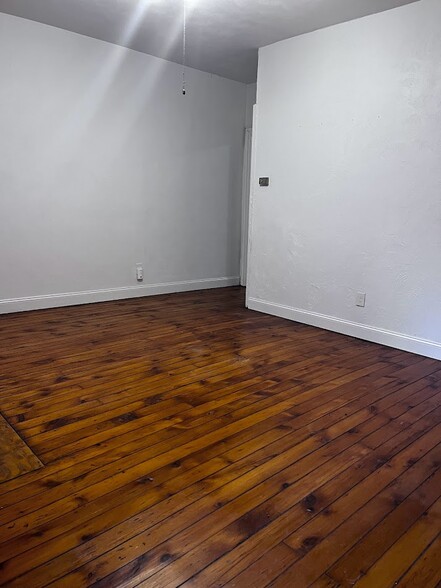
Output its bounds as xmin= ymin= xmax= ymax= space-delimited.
xmin=396 ymin=533 xmax=441 ymax=588
xmin=0 ymin=413 xmax=42 ymax=482
xmin=0 ymin=287 xmax=439 ymax=588
xmin=224 ymin=543 xmax=297 ymax=588
xmin=353 ymin=496 xmax=441 ymax=588
xmin=327 ymin=461 xmax=441 ymax=585
xmin=278 ymin=449 xmax=441 ymax=587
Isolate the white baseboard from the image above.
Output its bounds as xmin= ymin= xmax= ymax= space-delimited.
xmin=0 ymin=277 xmax=240 ymax=314
xmin=247 ymin=297 xmax=441 ymax=361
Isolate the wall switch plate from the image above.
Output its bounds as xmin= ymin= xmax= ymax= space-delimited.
xmin=259 ymin=177 xmax=270 ymax=187
xmin=136 ymin=264 xmax=144 ymax=282
xmin=356 ymin=292 xmax=366 ymax=307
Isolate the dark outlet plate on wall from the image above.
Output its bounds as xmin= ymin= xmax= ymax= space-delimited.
xmin=259 ymin=177 xmax=270 ymax=187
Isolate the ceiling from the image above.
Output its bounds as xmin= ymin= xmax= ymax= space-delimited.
xmin=0 ymin=0 xmax=419 ymax=83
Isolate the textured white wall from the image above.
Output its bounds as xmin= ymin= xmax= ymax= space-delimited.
xmin=0 ymin=13 xmax=247 ymax=312
xmin=248 ymin=0 xmax=441 ymax=359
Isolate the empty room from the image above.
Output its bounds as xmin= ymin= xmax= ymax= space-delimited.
xmin=1 ymin=0 xmax=440 ymax=586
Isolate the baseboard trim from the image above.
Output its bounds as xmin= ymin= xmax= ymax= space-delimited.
xmin=247 ymin=297 xmax=441 ymax=361
xmin=0 ymin=277 xmax=240 ymax=314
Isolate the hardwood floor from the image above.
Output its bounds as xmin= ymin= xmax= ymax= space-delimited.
xmin=0 ymin=286 xmax=440 ymax=588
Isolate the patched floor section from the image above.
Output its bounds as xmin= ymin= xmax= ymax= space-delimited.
xmin=0 ymin=413 xmax=42 ymax=482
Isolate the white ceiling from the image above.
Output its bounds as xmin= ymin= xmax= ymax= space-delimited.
xmin=0 ymin=0 xmax=419 ymax=83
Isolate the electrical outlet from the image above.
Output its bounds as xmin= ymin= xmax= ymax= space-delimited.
xmin=356 ymin=292 xmax=366 ymax=308
xmin=136 ymin=264 xmax=144 ymax=282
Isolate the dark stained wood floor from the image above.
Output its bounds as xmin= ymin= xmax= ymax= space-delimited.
xmin=0 ymin=287 xmax=440 ymax=588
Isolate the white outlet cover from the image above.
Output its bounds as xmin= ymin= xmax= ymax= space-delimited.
xmin=356 ymin=293 xmax=366 ymax=308
xmin=136 ymin=264 xmax=144 ymax=281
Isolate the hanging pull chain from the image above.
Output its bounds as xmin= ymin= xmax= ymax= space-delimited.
xmin=182 ymin=0 xmax=187 ymax=95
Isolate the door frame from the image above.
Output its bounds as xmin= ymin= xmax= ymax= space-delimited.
xmin=240 ymin=127 xmax=253 ymax=286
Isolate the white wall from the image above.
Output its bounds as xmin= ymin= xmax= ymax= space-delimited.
xmin=248 ymin=0 xmax=441 ymax=360
xmin=0 ymin=13 xmax=247 ymax=313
